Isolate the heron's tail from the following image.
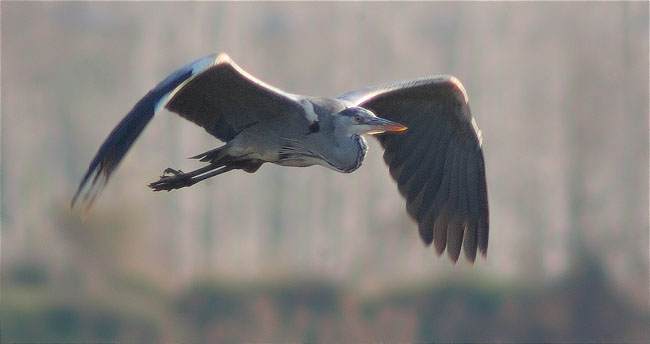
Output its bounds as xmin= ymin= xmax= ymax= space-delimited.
xmin=71 ymin=54 xmax=218 ymax=210
xmin=189 ymin=145 xmax=229 ymax=162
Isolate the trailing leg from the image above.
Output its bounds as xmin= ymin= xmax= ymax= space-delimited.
xmin=148 ymin=160 xmax=263 ymax=191
xmin=149 ymin=163 xmax=231 ymax=191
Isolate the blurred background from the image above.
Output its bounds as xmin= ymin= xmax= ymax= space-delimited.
xmin=2 ymin=2 xmax=648 ymax=342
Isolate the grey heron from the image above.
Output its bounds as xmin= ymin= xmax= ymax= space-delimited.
xmin=72 ymin=53 xmax=489 ymax=263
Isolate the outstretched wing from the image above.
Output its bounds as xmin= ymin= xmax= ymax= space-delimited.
xmin=340 ymin=76 xmax=489 ymax=263
xmin=72 ymin=53 xmax=305 ymax=209
xmin=165 ymin=54 xmax=305 ymax=141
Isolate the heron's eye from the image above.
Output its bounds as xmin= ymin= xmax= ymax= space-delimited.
xmin=355 ymin=115 xmax=362 ymax=123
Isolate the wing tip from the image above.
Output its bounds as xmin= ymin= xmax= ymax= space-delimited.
xmin=70 ymin=166 xmax=109 ymax=212
xmin=70 ymin=186 xmax=86 ymax=209
xmin=464 ymin=246 xmax=487 ymax=264
xmin=448 ymin=251 xmax=459 ymax=264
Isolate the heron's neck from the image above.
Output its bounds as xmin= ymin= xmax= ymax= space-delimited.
xmin=352 ymin=135 xmax=368 ymax=172
xmin=334 ymin=134 xmax=367 ymax=173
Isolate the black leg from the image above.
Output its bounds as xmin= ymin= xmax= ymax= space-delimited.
xmin=148 ymin=164 xmax=234 ymax=191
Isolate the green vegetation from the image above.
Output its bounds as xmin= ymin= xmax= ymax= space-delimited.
xmin=3 ymin=260 xmax=647 ymax=342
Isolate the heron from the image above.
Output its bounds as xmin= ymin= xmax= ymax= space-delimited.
xmin=72 ymin=53 xmax=488 ymax=263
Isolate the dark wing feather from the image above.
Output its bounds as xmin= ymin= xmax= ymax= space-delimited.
xmin=72 ymin=53 xmax=304 ymax=209
xmin=71 ymin=54 xmax=219 ymax=208
xmin=340 ymin=76 xmax=489 ymax=262
xmin=165 ymin=54 xmax=304 ymax=142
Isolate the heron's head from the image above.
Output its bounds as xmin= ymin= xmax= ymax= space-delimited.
xmin=338 ymin=107 xmax=407 ymax=136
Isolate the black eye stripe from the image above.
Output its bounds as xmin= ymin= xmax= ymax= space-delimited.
xmin=340 ymin=107 xmax=360 ymax=116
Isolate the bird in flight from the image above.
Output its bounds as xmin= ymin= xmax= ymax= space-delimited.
xmin=72 ymin=53 xmax=488 ymax=263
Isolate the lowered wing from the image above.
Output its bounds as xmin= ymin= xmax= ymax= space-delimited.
xmin=340 ymin=76 xmax=489 ymax=263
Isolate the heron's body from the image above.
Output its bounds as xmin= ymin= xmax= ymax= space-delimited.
xmin=73 ymin=53 xmax=489 ymax=263
xmin=216 ymin=97 xmax=366 ymax=172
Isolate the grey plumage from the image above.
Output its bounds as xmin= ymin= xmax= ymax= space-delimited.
xmin=72 ymin=53 xmax=488 ymax=263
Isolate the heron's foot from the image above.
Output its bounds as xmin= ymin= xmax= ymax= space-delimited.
xmin=149 ymin=168 xmax=195 ymax=191
xmin=163 ymin=168 xmax=184 ymax=176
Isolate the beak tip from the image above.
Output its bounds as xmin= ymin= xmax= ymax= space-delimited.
xmin=388 ymin=124 xmax=408 ymax=132
xmin=367 ymin=117 xmax=408 ymax=134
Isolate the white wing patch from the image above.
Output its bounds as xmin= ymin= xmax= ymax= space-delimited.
xmin=299 ymin=98 xmax=318 ymax=124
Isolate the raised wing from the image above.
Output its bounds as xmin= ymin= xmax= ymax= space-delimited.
xmin=165 ymin=54 xmax=304 ymax=141
xmin=72 ymin=53 xmax=304 ymax=209
xmin=340 ymin=76 xmax=489 ymax=263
